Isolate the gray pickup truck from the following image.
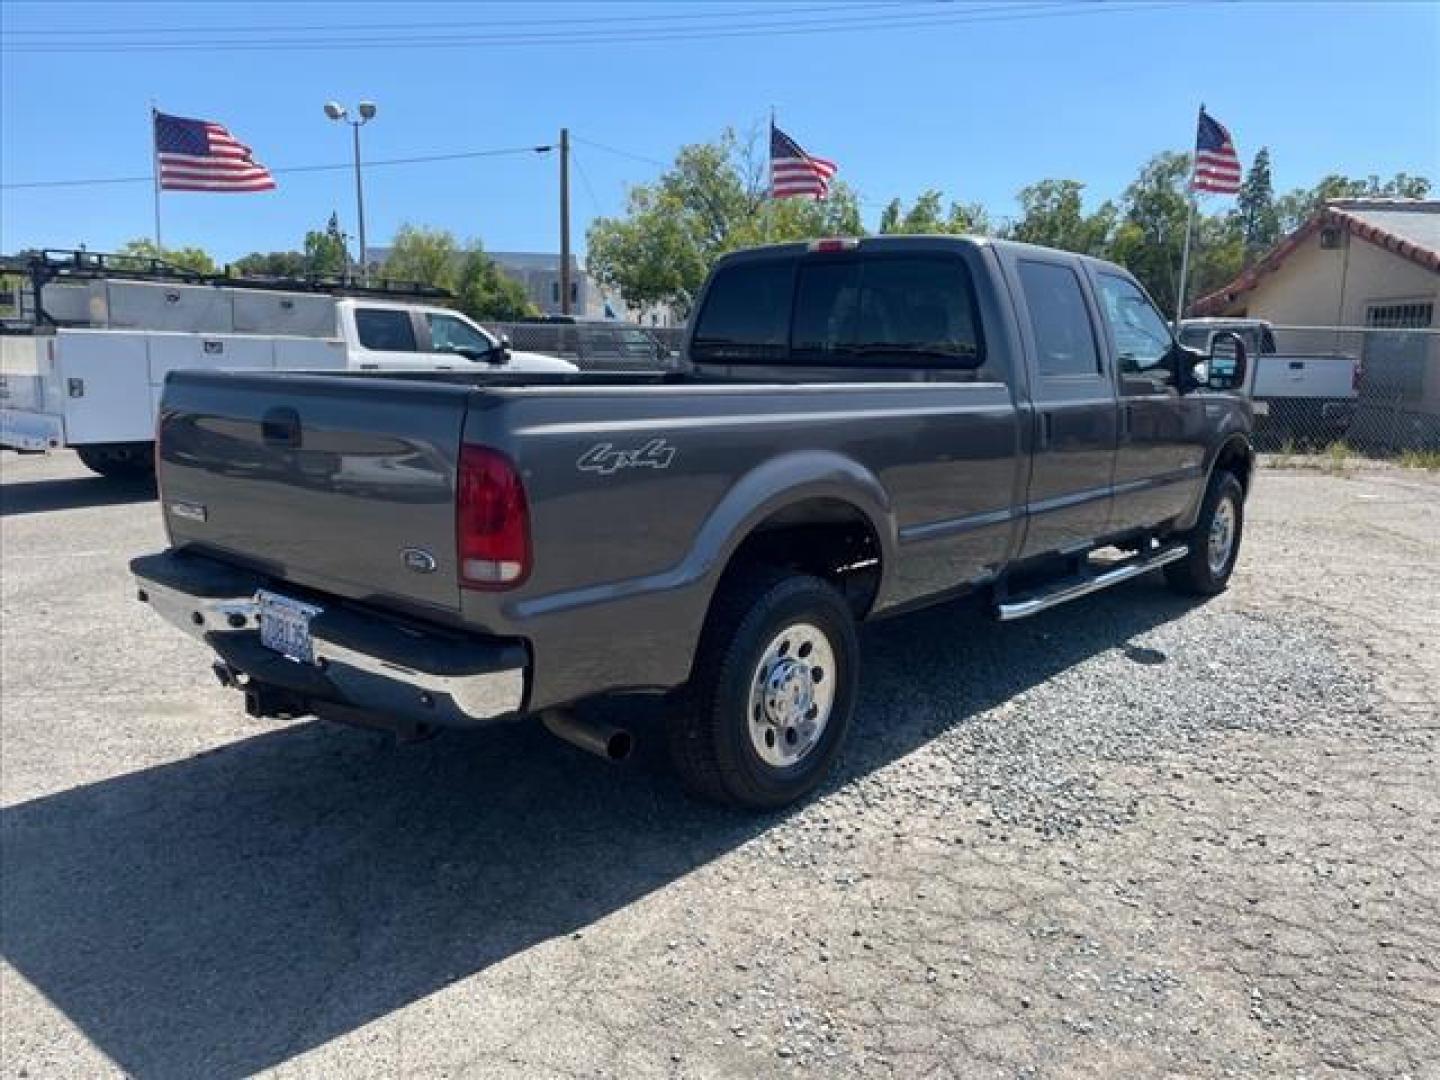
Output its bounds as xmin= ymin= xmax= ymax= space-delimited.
xmin=132 ymin=236 xmax=1254 ymax=809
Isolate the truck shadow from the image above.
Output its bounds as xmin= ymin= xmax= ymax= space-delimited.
xmin=1 ymin=580 xmax=1198 ymax=1078
xmin=0 ymin=475 xmax=156 ymax=517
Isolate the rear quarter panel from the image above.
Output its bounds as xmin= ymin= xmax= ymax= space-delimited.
xmin=466 ymin=378 xmax=1024 ymax=710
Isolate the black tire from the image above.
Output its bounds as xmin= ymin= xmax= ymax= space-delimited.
xmin=1165 ymin=470 xmax=1245 ymax=596
xmin=669 ymin=569 xmax=860 ymax=810
xmin=76 ymin=442 xmax=154 ymax=480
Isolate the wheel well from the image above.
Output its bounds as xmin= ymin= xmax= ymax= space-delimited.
xmin=1214 ymin=437 xmax=1254 ymax=494
xmin=721 ymin=499 xmax=883 ymax=619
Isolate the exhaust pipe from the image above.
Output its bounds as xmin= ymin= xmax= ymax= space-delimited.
xmin=542 ymin=709 xmax=633 ymax=762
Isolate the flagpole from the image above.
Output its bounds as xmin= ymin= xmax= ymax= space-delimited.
xmin=1175 ymin=192 xmax=1197 ymax=328
xmin=150 ymin=103 xmax=163 ymax=250
xmin=1173 ymin=104 xmax=1202 ymax=328
xmin=764 ymin=107 xmax=775 ymax=244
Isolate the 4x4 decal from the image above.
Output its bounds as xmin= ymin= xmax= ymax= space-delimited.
xmin=577 ymin=438 xmax=676 ymax=475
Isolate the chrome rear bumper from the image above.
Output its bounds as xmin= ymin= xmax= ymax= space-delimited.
xmin=131 ymin=552 xmax=528 ymax=728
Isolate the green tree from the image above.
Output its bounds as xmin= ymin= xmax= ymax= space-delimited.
xmin=587 ymin=129 xmax=862 ymax=314
xmin=1235 ymin=147 xmax=1281 ymax=264
xmin=380 ymin=224 xmax=462 ymax=288
xmin=1190 ymin=211 xmax=1244 ymax=304
xmin=234 ymin=213 xmax=349 ymax=278
xmin=118 ymin=238 xmax=216 ymax=275
xmin=232 ymin=250 xmax=308 ymax=277
xmin=1107 ymin=152 xmax=1193 ymax=313
xmin=454 ymin=246 xmax=535 ymax=321
xmin=377 ymin=226 xmax=533 ymax=319
xmin=1274 ymin=172 xmax=1432 ymax=232
xmin=1106 ymin=153 xmax=1244 ymax=315
xmin=1005 ymin=179 xmax=1114 ymax=255
xmin=877 ymin=189 xmax=990 ymax=235
xmin=304 ymin=212 xmax=350 ymax=276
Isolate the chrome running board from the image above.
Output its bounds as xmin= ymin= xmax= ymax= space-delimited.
xmin=995 ymin=545 xmax=1189 ymax=622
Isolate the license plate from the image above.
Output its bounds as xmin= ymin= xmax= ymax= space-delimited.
xmin=257 ymin=591 xmax=321 ymax=664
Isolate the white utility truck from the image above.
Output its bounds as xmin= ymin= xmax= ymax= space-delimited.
xmin=0 ymin=250 xmax=576 ymax=477
xmin=1178 ymin=317 xmax=1359 ymax=443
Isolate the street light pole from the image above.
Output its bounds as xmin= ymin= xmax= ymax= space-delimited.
xmin=325 ymin=100 xmax=377 ymax=282
xmin=352 ymin=122 xmax=367 ymax=282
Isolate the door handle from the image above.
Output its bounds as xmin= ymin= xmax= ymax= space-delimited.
xmin=1038 ymin=410 xmax=1054 ymax=449
xmin=261 ymin=407 xmax=302 ymax=449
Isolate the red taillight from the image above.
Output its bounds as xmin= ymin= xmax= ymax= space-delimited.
xmin=457 ymin=445 xmax=530 ymax=590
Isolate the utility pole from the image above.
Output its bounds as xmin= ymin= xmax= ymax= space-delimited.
xmin=559 ymin=127 xmax=572 ymax=316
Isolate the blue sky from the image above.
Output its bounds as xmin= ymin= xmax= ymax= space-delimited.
xmin=2 ymin=1 xmax=1436 ymax=263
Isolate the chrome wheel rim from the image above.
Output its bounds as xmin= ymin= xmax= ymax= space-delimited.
xmin=1208 ymin=495 xmax=1237 ymax=575
xmin=746 ymin=621 xmax=837 ymax=769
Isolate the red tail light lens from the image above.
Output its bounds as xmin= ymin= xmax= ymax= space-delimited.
xmin=457 ymin=445 xmax=530 ymax=590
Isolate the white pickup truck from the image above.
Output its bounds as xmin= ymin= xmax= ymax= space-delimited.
xmin=1178 ymin=318 xmax=1359 ymax=444
xmin=1 ymin=266 xmax=575 ymax=477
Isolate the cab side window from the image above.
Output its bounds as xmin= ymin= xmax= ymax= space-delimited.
xmin=355 ymin=308 xmax=418 ymax=351
xmin=1095 ymin=273 xmax=1174 ymax=378
xmin=427 ymin=313 xmax=493 ymax=355
xmin=1017 ymin=260 xmax=1100 ymax=377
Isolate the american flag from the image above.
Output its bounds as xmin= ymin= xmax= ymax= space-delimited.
xmin=1191 ymin=108 xmax=1242 ymax=195
xmin=154 ymin=111 xmax=276 ymax=193
xmin=770 ymin=124 xmax=837 ymax=200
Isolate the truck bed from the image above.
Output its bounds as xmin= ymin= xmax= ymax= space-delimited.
xmin=157 ymin=365 xmax=1023 ymax=707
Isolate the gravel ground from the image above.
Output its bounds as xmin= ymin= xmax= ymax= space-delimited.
xmin=1 ymin=451 xmax=1437 ymax=1079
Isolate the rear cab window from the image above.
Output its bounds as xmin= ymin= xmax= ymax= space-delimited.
xmin=691 ymin=250 xmax=984 ymax=372
xmin=355 ymin=308 xmax=418 ymax=351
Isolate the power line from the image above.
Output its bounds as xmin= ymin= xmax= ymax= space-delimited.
xmin=3 ymin=3 xmax=1169 ymax=53
xmin=571 ymin=136 xmax=668 ymax=171
xmin=569 ymin=149 xmax=608 ymax=221
xmin=1 ymin=1 xmax=916 ymax=37
xmin=2 ymin=144 xmax=551 ymax=191
xmin=0 ymin=4 xmax=1059 ymax=50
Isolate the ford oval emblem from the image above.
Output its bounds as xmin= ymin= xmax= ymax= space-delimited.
xmin=401 ymin=547 xmax=438 ymax=574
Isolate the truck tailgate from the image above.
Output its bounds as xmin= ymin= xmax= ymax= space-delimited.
xmin=1254 ymin=355 xmax=1357 ymax=399
xmin=158 ymin=371 xmax=470 ymax=616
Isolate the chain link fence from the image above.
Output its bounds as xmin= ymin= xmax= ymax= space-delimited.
xmin=1254 ymin=325 xmax=1440 ymax=454
xmin=483 ymin=321 xmax=685 ymax=372
xmin=1181 ymin=319 xmax=1438 ymax=455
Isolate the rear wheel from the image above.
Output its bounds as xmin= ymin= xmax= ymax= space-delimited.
xmin=1165 ymin=470 xmax=1244 ymax=596
xmin=76 ymin=442 xmax=154 ymax=480
xmin=669 ymin=569 xmax=859 ymax=810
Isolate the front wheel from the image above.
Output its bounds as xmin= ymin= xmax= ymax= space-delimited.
xmin=76 ymin=442 xmax=154 ymax=480
xmin=1165 ymin=471 xmax=1245 ymax=596
xmin=669 ymin=569 xmax=859 ymax=810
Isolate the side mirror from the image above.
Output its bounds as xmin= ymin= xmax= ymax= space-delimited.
xmin=496 ymin=333 xmax=513 ymax=363
xmin=1206 ymin=330 xmax=1248 ymax=391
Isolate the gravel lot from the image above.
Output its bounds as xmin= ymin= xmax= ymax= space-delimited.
xmin=2 ymin=451 xmax=1437 ymax=1079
